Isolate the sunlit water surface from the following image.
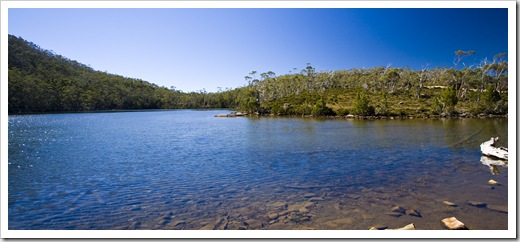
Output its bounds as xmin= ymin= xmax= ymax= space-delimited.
xmin=8 ymin=110 xmax=508 ymax=230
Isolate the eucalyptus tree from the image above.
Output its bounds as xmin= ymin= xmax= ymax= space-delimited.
xmin=380 ymin=66 xmax=400 ymax=94
xmin=458 ymin=66 xmax=475 ymax=101
xmin=475 ymin=57 xmax=490 ymax=102
xmin=416 ymin=65 xmax=429 ymax=99
xmin=303 ymin=63 xmax=316 ymax=90
xmin=487 ymin=53 xmax=507 ymax=92
xmin=452 ymin=50 xmax=475 ymax=98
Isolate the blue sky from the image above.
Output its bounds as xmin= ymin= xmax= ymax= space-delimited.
xmin=8 ymin=7 xmax=508 ymax=92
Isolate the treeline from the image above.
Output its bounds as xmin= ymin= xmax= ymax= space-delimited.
xmin=8 ymin=35 xmax=508 ymax=117
xmin=241 ymin=55 xmax=508 ymax=117
xmin=8 ymin=35 xmax=269 ymax=113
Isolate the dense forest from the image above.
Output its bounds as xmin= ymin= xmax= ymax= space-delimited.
xmin=8 ymin=35 xmax=508 ymax=117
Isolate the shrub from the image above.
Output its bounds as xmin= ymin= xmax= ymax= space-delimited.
xmin=483 ymin=84 xmax=501 ymax=104
xmin=311 ymin=97 xmax=335 ymax=116
xmin=352 ymin=91 xmax=375 ymax=116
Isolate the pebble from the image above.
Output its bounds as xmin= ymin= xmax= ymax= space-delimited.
xmin=405 ymin=209 xmax=421 ymax=217
xmin=391 ymin=206 xmax=406 ymax=214
xmin=443 ymin=201 xmax=457 ymax=207
xmin=304 ymin=202 xmax=316 ymax=208
xmin=279 ymin=210 xmax=290 ymax=216
xmin=270 ymin=201 xmax=288 ymax=208
xmin=299 ymin=208 xmax=309 ymax=213
xmin=488 ymin=179 xmax=500 ymax=185
xmin=466 ymin=201 xmax=487 ymax=208
xmin=441 ymin=217 xmax=467 ymax=230
xmin=268 ymin=213 xmax=279 ymax=220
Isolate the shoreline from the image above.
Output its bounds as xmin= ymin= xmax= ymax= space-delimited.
xmin=8 ymin=108 xmax=508 ymax=120
xmin=218 ymin=111 xmax=508 ymax=120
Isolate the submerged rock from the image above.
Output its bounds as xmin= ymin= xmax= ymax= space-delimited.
xmin=441 ymin=217 xmax=467 ymax=230
xmin=443 ymin=201 xmax=457 ymax=207
xmin=405 ymin=209 xmax=422 ymax=217
xmin=466 ymin=201 xmax=487 ymax=208
xmin=268 ymin=201 xmax=288 ymax=209
xmin=287 ymin=202 xmax=311 ymax=212
xmin=268 ymin=213 xmax=279 ymax=220
xmin=391 ymin=206 xmax=406 ymax=214
xmin=304 ymin=202 xmax=316 ymax=208
xmin=299 ymin=207 xmax=309 ymax=213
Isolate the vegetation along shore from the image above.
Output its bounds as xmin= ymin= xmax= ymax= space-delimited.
xmin=8 ymin=35 xmax=508 ymax=117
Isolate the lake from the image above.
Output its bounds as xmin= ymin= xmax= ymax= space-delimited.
xmin=8 ymin=110 xmax=508 ymax=230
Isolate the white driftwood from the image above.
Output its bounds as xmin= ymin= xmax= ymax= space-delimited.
xmin=480 ymin=137 xmax=508 ymax=160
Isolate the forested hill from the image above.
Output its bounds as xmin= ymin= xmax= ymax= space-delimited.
xmin=8 ymin=35 xmax=178 ymax=113
xmin=8 ymin=35 xmax=508 ymax=117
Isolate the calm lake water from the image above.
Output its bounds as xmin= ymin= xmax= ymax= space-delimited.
xmin=8 ymin=110 xmax=508 ymax=230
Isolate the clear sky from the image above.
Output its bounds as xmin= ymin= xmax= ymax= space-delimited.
xmin=8 ymin=7 xmax=508 ymax=93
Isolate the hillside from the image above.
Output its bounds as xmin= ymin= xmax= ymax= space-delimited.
xmin=8 ymin=35 xmax=177 ymax=113
xmin=8 ymin=35 xmax=508 ymax=117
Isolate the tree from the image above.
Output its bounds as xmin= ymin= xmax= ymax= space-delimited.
xmin=483 ymin=84 xmax=501 ymax=104
xmin=432 ymin=85 xmax=458 ymax=115
xmin=352 ymin=91 xmax=374 ymax=116
xmin=381 ymin=66 xmax=400 ymax=94
xmin=311 ymin=97 xmax=334 ymax=116
xmin=417 ymin=65 xmax=429 ymax=99
xmin=453 ymin=50 xmax=475 ymax=99
xmin=487 ymin=53 xmax=507 ymax=92
xmin=476 ymin=58 xmax=490 ymax=102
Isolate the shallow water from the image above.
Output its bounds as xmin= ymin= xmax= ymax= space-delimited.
xmin=8 ymin=110 xmax=508 ymax=230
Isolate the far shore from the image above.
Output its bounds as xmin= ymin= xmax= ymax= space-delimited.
xmin=8 ymin=109 xmax=508 ymax=120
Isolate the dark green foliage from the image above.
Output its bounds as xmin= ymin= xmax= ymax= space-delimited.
xmin=483 ymin=84 xmax=501 ymax=104
xmin=442 ymin=86 xmax=458 ymax=107
xmin=431 ymin=86 xmax=458 ymax=115
xmin=311 ymin=97 xmax=335 ymax=116
xmin=241 ymin=88 xmax=260 ymax=114
xmin=352 ymin=91 xmax=375 ymax=116
xmin=479 ymin=84 xmax=507 ymax=114
xmin=8 ymin=35 xmax=244 ymax=113
xmin=8 ymin=35 xmax=165 ymax=113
